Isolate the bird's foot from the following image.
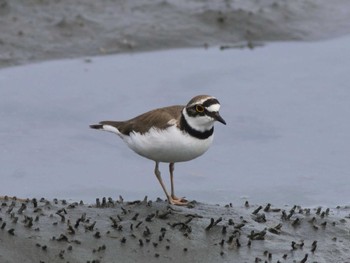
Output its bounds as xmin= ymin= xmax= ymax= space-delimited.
xmin=169 ymin=196 xmax=188 ymax=206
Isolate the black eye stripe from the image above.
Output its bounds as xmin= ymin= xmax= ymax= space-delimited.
xmin=186 ymin=106 xmax=216 ymax=118
xmin=186 ymin=98 xmax=220 ymax=117
xmin=196 ymin=105 xmax=205 ymax=112
xmin=202 ymin=98 xmax=220 ymax=108
xmin=205 ymin=110 xmax=216 ymax=118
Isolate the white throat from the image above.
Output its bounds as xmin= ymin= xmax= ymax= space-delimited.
xmin=182 ymin=108 xmax=215 ymax=132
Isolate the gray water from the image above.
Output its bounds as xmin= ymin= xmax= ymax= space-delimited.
xmin=1 ymin=36 xmax=349 ymax=206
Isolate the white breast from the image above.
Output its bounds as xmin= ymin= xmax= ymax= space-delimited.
xmin=122 ymin=126 xmax=214 ymax=163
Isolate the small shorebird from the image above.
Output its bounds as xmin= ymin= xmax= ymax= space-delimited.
xmin=90 ymin=95 xmax=226 ymax=205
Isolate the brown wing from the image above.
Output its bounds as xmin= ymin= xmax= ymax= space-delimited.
xmin=99 ymin=105 xmax=184 ymax=135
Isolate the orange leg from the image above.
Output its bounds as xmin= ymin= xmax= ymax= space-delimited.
xmin=169 ymin=163 xmax=187 ymax=204
xmin=154 ymin=162 xmax=187 ymax=206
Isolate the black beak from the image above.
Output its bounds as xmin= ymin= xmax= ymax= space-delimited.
xmin=214 ymin=112 xmax=226 ymax=125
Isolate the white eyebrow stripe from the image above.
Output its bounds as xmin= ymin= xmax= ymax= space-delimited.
xmin=206 ymin=104 xmax=220 ymax=112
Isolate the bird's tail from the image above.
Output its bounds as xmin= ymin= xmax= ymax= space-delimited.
xmin=90 ymin=122 xmax=122 ymax=135
xmin=90 ymin=124 xmax=104 ymax=130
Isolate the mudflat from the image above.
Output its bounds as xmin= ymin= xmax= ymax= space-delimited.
xmin=1 ymin=197 xmax=349 ymax=263
xmin=1 ymin=0 xmax=350 ymax=68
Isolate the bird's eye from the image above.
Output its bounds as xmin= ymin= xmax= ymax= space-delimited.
xmin=196 ymin=105 xmax=205 ymax=113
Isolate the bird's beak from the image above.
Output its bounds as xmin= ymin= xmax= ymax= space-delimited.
xmin=214 ymin=112 xmax=226 ymax=125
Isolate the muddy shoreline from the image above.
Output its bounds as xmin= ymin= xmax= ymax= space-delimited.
xmin=1 ymin=0 xmax=350 ymax=68
xmin=1 ymin=196 xmax=350 ymax=263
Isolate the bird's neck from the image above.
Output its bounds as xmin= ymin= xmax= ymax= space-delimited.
xmin=180 ymin=110 xmax=214 ymax=140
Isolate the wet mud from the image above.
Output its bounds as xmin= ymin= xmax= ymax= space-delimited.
xmin=1 ymin=0 xmax=350 ymax=68
xmin=1 ymin=196 xmax=349 ymax=262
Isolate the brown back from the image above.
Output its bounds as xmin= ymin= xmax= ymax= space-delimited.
xmin=100 ymin=105 xmax=184 ymax=135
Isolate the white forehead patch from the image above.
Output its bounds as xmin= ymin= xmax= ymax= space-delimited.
xmin=206 ymin=103 xmax=220 ymax=112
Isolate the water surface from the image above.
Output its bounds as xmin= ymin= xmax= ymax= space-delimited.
xmin=1 ymin=36 xmax=349 ymax=206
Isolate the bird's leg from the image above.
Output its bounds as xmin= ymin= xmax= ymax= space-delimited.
xmin=154 ymin=161 xmax=171 ymax=200
xmin=169 ymin=163 xmax=176 ymax=199
xmin=169 ymin=163 xmax=187 ymax=204
xmin=154 ymin=162 xmax=186 ymax=206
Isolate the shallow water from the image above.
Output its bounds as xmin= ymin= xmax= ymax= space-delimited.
xmin=1 ymin=36 xmax=350 ymax=207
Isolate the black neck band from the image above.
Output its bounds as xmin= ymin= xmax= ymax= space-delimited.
xmin=180 ymin=115 xmax=213 ymax=140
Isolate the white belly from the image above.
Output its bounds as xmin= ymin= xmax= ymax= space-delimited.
xmin=122 ymin=126 xmax=214 ymax=163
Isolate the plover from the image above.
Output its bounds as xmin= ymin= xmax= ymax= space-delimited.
xmin=90 ymin=95 xmax=226 ymax=205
